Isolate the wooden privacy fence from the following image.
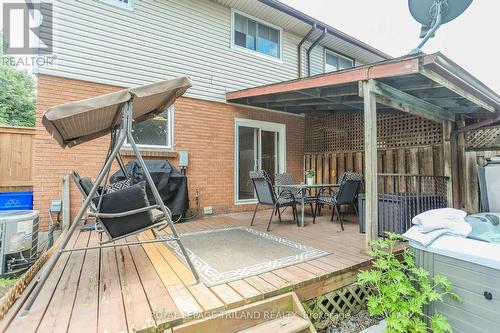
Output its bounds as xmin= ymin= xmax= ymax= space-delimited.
xmin=305 ymin=147 xmax=500 ymax=214
xmin=0 ymin=126 xmax=35 ymax=192
xmin=305 ymin=145 xmax=445 ymax=186
xmin=463 ymin=150 xmax=500 ymax=213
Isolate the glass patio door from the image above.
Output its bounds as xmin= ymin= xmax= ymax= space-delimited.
xmin=235 ymin=119 xmax=286 ymax=203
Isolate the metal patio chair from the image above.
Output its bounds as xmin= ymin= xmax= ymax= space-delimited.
xmin=313 ymin=171 xmax=363 ymax=230
xmin=275 ymin=172 xmax=316 ymax=218
xmin=250 ymin=170 xmax=298 ymax=231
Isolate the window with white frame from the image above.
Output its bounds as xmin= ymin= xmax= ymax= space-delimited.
xmin=324 ymin=50 xmax=354 ymax=72
xmin=232 ymin=11 xmax=281 ymax=59
xmin=102 ymin=0 xmax=133 ymax=10
xmin=129 ymin=106 xmax=173 ymax=149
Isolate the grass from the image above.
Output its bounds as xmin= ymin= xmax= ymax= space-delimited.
xmin=0 ymin=278 xmax=18 ymax=298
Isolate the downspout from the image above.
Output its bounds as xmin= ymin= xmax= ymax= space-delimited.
xmin=298 ymin=24 xmax=316 ymax=78
xmin=450 ymin=112 xmax=500 ymax=208
xmin=307 ymin=28 xmax=327 ymax=77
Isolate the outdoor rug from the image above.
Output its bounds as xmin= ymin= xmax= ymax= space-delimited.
xmin=162 ymin=227 xmax=329 ymax=286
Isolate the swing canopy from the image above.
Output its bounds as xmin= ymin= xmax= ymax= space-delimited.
xmin=42 ymin=76 xmax=192 ymax=148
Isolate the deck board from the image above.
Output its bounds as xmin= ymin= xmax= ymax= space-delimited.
xmin=6 ymin=230 xmax=80 ymax=332
xmin=126 ymin=236 xmax=182 ymax=328
xmin=67 ymin=232 xmax=100 ymax=333
xmin=116 ymin=242 xmax=157 ymax=331
xmin=37 ymin=231 xmax=90 ymax=333
xmin=98 ymin=240 xmax=128 ymax=333
xmin=3 ymin=210 xmax=380 ymax=332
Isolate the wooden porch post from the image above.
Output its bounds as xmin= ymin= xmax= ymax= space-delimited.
xmin=443 ymin=121 xmax=454 ymax=207
xmin=362 ymin=80 xmax=378 ymax=249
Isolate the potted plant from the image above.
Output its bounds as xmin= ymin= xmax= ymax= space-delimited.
xmin=305 ymin=169 xmax=315 ymax=186
xmin=357 ymin=232 xmax=460 ymax=333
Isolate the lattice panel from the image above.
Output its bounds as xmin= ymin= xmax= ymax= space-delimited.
xmin=302 ymin=283 xmax=371 ymax=330
xmin=466 ymin=126 xmax=500 ymax=150
xmin=305 ymin=112 xmax=443 ymax=153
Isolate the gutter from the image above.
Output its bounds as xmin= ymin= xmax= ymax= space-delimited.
xmin=298 ymin=24 xmax=316 ymax=78
xmin=307 ymin=28 xmax=327 ymax=77
xmin=257 ymin=0 xmax=391 ymax=60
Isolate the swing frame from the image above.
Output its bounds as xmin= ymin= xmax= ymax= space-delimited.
xmin=22 ymin=79 xmax=200 ymax=316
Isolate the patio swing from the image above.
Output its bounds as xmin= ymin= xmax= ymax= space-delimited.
xmin=22 ymin=77 xmax=200 ymax=315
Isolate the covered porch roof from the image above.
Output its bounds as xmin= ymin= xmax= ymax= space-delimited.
xmin=227 ymin=52 xmax=500 ymax=248
xmin=226 ymin=52 xmax=500 ymax=123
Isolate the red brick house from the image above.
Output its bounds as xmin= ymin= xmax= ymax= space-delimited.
xmin=34 ymin=0 xmax=389 ymax=227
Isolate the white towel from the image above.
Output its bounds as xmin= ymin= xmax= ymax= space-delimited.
xmin=403 ymin=222 xmax=471 ymax=247
xmin=412 ymin=208 xmax=467 ymax=233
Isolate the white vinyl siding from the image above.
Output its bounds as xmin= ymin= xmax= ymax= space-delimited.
xmin=41 ymin=0 xmax=365 ymax=102
xmin=40 ymin=0 xmax=301 ymax=102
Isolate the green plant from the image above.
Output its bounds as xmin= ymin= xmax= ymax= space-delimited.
xmin=357 ymin=232 xmax=460 ymax=333
xmin=305 ymin=169 xmax=315 ymax=178
xmin=0 ymin=33 xmax=36 ymax=127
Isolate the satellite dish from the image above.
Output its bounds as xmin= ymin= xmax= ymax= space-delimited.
xmin=408 ymin=0 xmax=473 ymax=53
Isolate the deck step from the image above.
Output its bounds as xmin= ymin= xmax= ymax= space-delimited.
xmin=236 ymin=312 xmax=310 ymax=333
xmin=172 ymin=292 xmax=316 ymax=333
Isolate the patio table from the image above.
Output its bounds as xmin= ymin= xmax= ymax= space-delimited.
xmin=280 ymin=183 xmax=340 ymax=228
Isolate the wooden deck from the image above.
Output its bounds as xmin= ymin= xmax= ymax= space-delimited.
xmin=1 ymin=209 xmax=374 ymax=333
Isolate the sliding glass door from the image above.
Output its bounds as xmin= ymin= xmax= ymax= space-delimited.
xmin=235 ymin=119 xmax=286 ymax=203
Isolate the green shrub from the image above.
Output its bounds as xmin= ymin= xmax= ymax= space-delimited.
xmin=357 ymin=232 xmax=460 ymax=333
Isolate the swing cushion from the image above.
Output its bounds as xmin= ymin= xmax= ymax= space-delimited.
xmin=105 ymin=179 xmax=132 ymax=193
xmin=92 ymin=181 xmax=155 ymax=239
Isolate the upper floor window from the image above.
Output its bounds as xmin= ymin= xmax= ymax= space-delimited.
xmin=102 ymin=0 xmax=133 ymax=10
xmin=128 ymin=106 xmax=173 ymax=149
xmin=232 ymin=10 xmax=282 ymax=60
xmin=324 ymin=50 xmax=354 ymax=72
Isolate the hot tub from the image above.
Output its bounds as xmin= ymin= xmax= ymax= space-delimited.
xmin=411 ymin=230 xmax=500 ymax=332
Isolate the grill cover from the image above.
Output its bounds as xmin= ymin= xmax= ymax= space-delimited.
xmin=110 ymin=160 xmax=189 ymax=217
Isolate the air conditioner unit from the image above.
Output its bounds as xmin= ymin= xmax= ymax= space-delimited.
xmin=0 ymin=210 xmax=39 ymax=276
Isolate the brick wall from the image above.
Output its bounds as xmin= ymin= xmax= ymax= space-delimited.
xmin=34 ymin=75 xmax=305 ymax=229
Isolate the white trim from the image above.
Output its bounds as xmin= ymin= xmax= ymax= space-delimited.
xmin=100 ymin=0 xmax=134 ymax=11
xmin=234 ymin=118 xmax=287 ymax=204
xmin=125 ymin=106 xmax=174 ymax=150
xmin=230 ymin=8 xmax=283 ymax=63
xmin=324 ymin=49 xmax=354 ymax=73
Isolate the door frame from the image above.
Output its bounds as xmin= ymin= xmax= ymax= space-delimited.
xmin=234 ymin=118 xmax=287 ymax=205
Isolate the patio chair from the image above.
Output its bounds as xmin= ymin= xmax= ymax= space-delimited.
xmin=275 ymin=172 xmax=316 ymax=218
xmin=313 ymin=171 xmax=363 ymax=230
xmin=250 ymin=170 xmax=298 ymax=231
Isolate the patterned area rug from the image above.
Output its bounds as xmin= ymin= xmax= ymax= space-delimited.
xmin=162 ymin=227 xmax=329 ymax=286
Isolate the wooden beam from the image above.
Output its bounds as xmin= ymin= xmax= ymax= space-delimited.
xmin=368 ymin=80 xmax=454 ymax=122
xmin=226 ymin=57 xmax=420 ymax=100
xmin=0 ymin=180 xmax=33 ymax=187
xmin=0 ymin=126 xmax=35 ymax=135
xmin=362 ymin=80 xmax=378 ymax=250
xmin=443 ymin=121 xmax=454 ymax=207
xmin=420 ymin=67 xmax=495 ymax=113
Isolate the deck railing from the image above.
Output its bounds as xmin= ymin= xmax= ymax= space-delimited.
xmin=360 ymin=173 xmax=449 ymax=236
